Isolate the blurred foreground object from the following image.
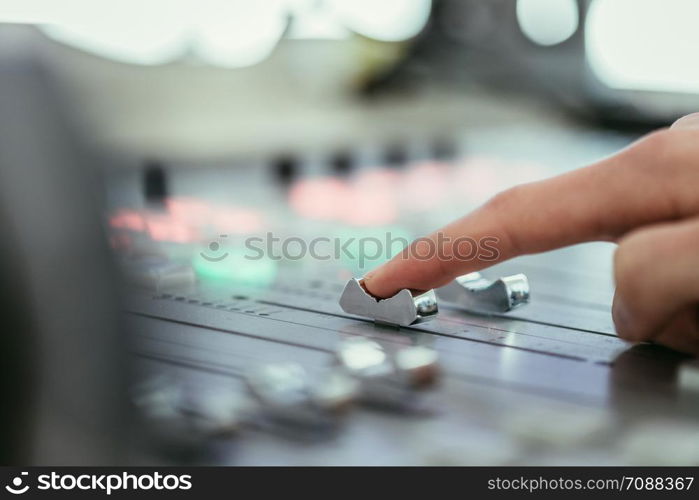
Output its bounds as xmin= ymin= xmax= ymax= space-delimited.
xmin=335 ymin=337 xmax=440 ymax=408
xmin=245 ymin=363 xmax=357 ymax=429
xmin=0 ymin=29 xmax=126 ymax=464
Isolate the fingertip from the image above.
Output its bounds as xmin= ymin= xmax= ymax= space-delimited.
xmin=612 ymin=296 xmax=653 ymax=343
xmin=612 ymin=299 xmax=637 ymax=341
xmin=361 ymin=267 xmax=391 ymax=298
xmin=652 ymin=311 xmax=699 ymax=355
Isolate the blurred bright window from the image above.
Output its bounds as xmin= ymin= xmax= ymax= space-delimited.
xmin=516 ymin=0 xmax=579 ymax=46
xmin=586 ymin=0 xmax=699 ymax=94
xmin=0 ymin=0 xmax=431 ymax=67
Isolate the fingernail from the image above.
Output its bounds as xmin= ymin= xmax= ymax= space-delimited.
xmin=363 ymin=270 xmax=376 ymax=281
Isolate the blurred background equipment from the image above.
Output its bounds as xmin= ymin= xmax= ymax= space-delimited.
xmin=1 ymin=0 xmax=699 ymax=465
xmin=1 ymin=0 xmax=698 ymax=160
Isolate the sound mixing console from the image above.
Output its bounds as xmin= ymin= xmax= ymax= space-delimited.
xmin=107 ymin=127 xmax=699 ymax=465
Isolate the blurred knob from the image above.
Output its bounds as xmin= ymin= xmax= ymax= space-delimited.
xmin=329 ymin=150 xmax=354 ymax=175
xmin=271 ymin=154 xmax=298 ymax=185
xmin=143 ymin=160 xmax=168 ymax=205
xmin=383 ymin=143 xmax=408 ymax=167
xmin=431 ymin=138 xmax=457 ymax=160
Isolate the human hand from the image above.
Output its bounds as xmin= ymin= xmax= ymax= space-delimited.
xmin=364 ymin=113 xmax=699 ymax=354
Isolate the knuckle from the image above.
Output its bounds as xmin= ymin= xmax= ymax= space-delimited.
xmin=616 ymin=129 xmax=699 ymax=218
xmin=671 ymin=111 xmax=699 ymax=129
xmin=623 ymin=130 xmax=672 ymax=176
xmin=639 ymin=128 xmax=674 ymax=152
xmin=635 ymin=128 xmax=695 ymax=172
xmin=483 ymin=185 xmax=526 ymax=254
xmin=484 ymin=185 xmax=521 ymax=213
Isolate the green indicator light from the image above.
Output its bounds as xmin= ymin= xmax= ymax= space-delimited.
xmin=192 ymin=246 xmax=277 ymax=288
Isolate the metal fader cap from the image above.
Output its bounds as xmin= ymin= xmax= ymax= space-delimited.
xmin=245 ymin=363 xmax=358 ymax=427
xmin=437 ymin=272 xmax=530 ymax=313
xmin=334 ymin=337 xmax=441 ymax=407
xmin=338 ymin=278 xmax=438 ymax=327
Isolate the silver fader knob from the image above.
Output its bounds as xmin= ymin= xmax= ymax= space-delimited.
xmin=131 ymin=375 xmax=245 ymax=444
xmin=335 ymin=337 xmax=440 ymax=407
xmin=122 ymin=257 xmax=196 ymax=292
xmin=245 ymin=363 xmax=358 ymax=427
xmin=338 ymin=278 xmax=438 ymax=327
xmin=437 ymin=272 xmax=529 ymax=313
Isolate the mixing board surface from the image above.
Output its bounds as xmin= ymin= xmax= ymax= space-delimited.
xmin=110 ymin=127 xmax=699 ymax=465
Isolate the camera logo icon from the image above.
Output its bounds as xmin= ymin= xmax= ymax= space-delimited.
xmin=200 ymin=234 xmax=230 ymax=262
xmin=5 ymin=472 xmax=29 ymax=495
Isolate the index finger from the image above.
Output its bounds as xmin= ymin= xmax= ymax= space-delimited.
xmin=363 ymin=128 xmax=699 ymax=298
